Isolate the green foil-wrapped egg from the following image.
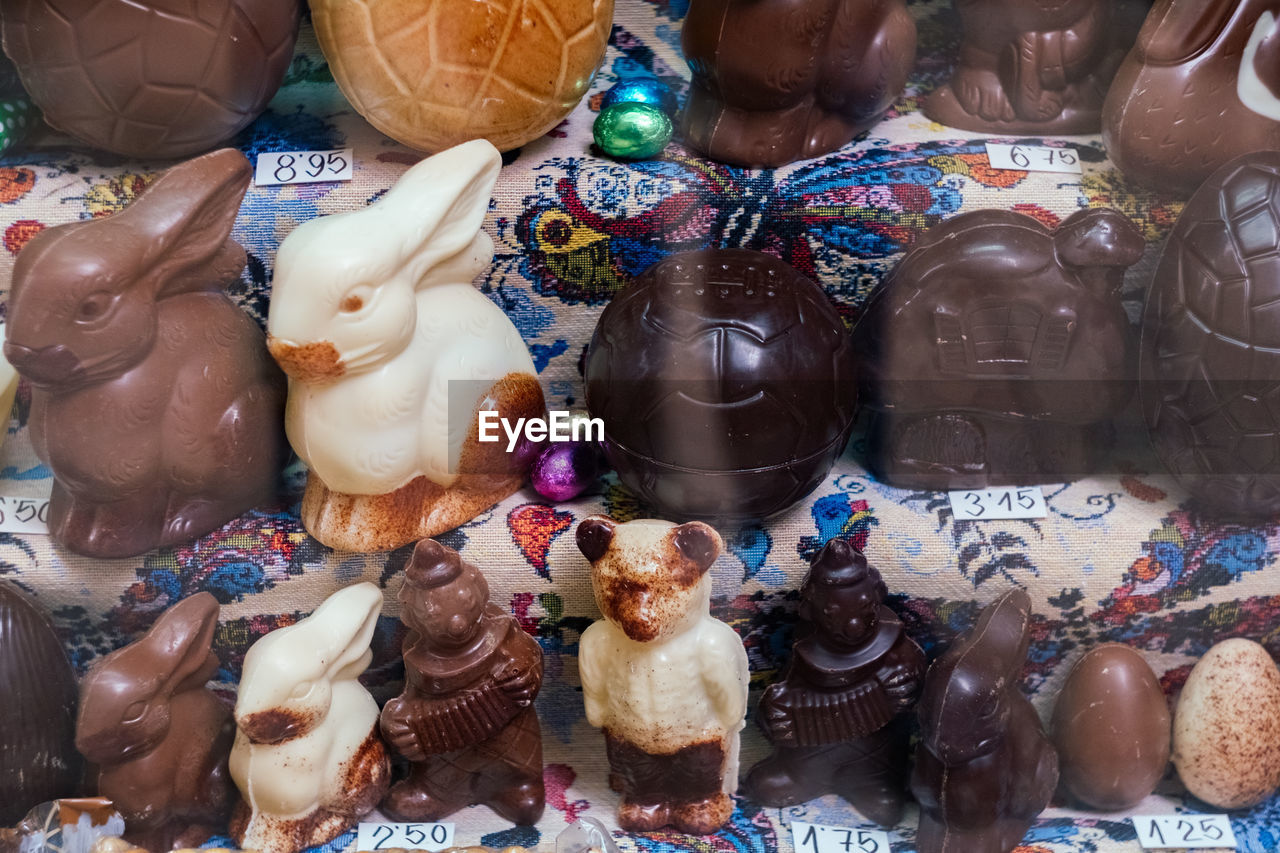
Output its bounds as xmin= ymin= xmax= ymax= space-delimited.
xmin=593 ymin=103 xmax=672 ymax=160
xmin=0 ymin=98 xmax=33 ymax=153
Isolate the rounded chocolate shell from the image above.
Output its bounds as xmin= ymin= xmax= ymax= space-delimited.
xmin=0 ymin=582 xmax=81 ymax=822
xmin=0 ymin=0 xmax=300 ymax=159
xmin=1141 ymin=151 xmax=1280 ymax=517
xmin=584 ymin=249 xmax=856 ymax=520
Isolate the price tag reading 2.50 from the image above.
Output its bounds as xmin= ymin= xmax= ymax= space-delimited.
xmin=1132 ymin=814 xmax=1237 ymax=849
xmin=356 ymin=821 xmax=454 ymax=852
xmin=0 ymin=496 xmax=51 ymax=534
xmin=948 ymin=486 xmax=1048 ymax=521
xmin=985 ymin=142 xmax=1082 ymax=174
xmin=791 ymin=820 xmax=890 ymax=853
xmin=255 ymin=148 xmax=354 ymax=186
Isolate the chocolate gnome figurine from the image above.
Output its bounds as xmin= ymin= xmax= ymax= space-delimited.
xmin=911 ymin=589 xmax=1058 ymax=853
xmin=745 ymin=539 xmax=925 ymax=826
xmin=380 ymin=539 xmax=545 ymax=824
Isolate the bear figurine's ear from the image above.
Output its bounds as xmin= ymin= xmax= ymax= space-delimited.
xmin=673 ymin=522 xmax=722 ymax=573
xmin=576 ymin=515 xmax=618 ymax=563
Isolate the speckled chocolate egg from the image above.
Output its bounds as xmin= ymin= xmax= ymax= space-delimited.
xmin=1052 ymin=644 xmax=1171 ymax=811
xmin=1 ymin=0 xmax=300 ymax=158
xmin=1173 ymin=638 xmax=1280 ymax=809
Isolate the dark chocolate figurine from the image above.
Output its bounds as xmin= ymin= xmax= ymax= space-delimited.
xmin=925 ymin=0 xmax=1141 ymax=134
xmin=911 ymin=589 xmax=1058 ymax=853
xmin=680 ymin=0 xmax=916 ymax=168
xmin=745 ymin=539 xmax=925 ymax=826
xmin=75 ymin=592 xmax=235 ymax=851
xmin=380 ymin=539 xmax=545 ymax=825
xmin=853 ymin=208 xmax=1145 ymax=489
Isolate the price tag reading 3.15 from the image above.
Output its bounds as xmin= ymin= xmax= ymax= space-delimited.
xmin=356 ymin=822 xmax=454 ymax=852
xmin=0 ymin=496 xmax=51 ymax=535
xmin=791 ymin=819 xmax=890 ymax=853
xmin=1132 ymin=814 xmax=1237 ymax=849
xmin=985 ymin=143 xmax=1082 ymax=174
xmin=948 ymin=486 xmax=1047 ymax=521
xmin=255 ymin=148 xmax=354 ymax=186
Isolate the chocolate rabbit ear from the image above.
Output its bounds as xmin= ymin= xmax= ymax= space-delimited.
xmin=963 ymin=589 xmax=1034 ymax=682
xmin=143 ymin=592 xmax=221 ymax=692
xmin=1139 ymin=0 xmax=1231 ymax=64
xmin=125 ymin=148 xmax=251 ymax=295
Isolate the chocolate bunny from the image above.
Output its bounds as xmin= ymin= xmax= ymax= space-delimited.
xmin=3 ymin=148 xmax=287 ymax=559
xmin=75 ymin=592 xmax=235 ymax=851
xmin=910 ymin=589 xmax=1058 ymax=853
xmin=1104 ymin=0 xmax=1280 ymax=193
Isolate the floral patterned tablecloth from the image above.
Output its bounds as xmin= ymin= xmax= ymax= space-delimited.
xmin=0 ymin=1 xmax=1275 ymax=852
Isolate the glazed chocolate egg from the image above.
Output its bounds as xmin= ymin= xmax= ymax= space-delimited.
xmin=1051 ymin=644 xmax=1171 ymax=811
xmin=1173 ymin=638 xmax=1280 ymax=809
xmin=1141 ymin=151 xmax=1280 ymax=517
xmin=1 ymin=0 xmax=300 ymax=159
xmin=584 ymin=249 xmax=856 ymax=521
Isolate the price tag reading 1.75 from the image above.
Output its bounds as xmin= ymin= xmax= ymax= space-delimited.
xmin=356 ymin=822 xmax=454 ymax=852
xmin=791 ymin=820 xmax=890 ymax=853
xmin=985 ymin=142 xmax=1082 ymax=174
xmin=1132 ymin=814 xmax=1237 ymax=849
xmin=255 ymin=148 xmax=354 ymax=186
xmin=948 ymin=486 xmax=1047 ymax=521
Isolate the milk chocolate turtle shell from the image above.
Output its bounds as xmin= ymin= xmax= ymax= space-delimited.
xmin=1 ymin=0 xmax=300 ymax=159
xmin=309 ymin=0 xmax=613 ymax=153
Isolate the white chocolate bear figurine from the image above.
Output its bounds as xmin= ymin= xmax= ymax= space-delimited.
xmin=266 ymin=139 xmax=545 ymax=552
xmin=576 ymin=516 xmax=749 ymax=835
xmin=229 ymin=582 xmax=391 ymax=853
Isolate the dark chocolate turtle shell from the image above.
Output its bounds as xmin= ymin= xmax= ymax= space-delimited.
xmin=1 ymin=0 xmax=300 ymax=159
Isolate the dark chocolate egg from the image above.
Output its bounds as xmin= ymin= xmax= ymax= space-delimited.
xmin=584 ymin=249 xmax=856 ymax=521
xmin=1141 ymin=151 xmax=1280 ymax=517
xmin=1052 ymin=644 xmax=1171 ymax=811
xmin=0 ymin=0 xmax=300 ymax=159
xmin=0 ymin=582 xmax=81 ymax=821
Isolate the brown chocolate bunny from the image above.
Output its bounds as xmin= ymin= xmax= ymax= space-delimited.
xmin=3 ymin=148 xmax=286 ymax=558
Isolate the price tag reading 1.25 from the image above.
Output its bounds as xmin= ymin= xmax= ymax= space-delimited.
xmin=255 ymin=148 xmax=354 ymax=186
xmin=791 ymin=819 xmax=890 ymax=853
xmin=985 ymin=143 xmax=1082 ymax=174
xmin=356 ymin=822 xmax=454 ymax=852
xmin=948 ymin=486 xmax=1047 ymax=521
xmin=0 ymin=496 xmax=51 ymax=534
xmin=1132 ymin=814 xmax=1238 ymax=849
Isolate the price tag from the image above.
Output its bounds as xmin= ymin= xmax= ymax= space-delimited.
xmin=255 ymin=148 xmax=354 ymax=185
xmin=1132 ymin=814 xmax=1237 ymax=849
xmin=791 ymin=819 xmax=891 ymax=853
xmin=948 ymin=486 xmax=1047 ymax=521
xmin=356 ymin=822 xmax=454 ymax=852
xmin=0 ymin=495 xmax=51 ymax=534
xmin=985 ymin=142 xmax=1082 ymax=173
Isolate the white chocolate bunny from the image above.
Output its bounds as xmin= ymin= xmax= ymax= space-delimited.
xmin=267 ymin=140 xmax=545 ymax=552
xmin=229 ymin=582 xmax=391 ymax=853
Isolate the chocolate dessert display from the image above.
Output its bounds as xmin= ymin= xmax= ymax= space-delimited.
xmin=584 ymin=249 xmax=856 ymax=521
xmin=924 ymin=0 xmax=1140 ymax=134
xmin=0 ymin=0 xmax=300 ymax=159
xmin=0 ymin=583 xmax=81 ymax=823
xmin=308 ymin=0 xmax=613 ymax=153
xmin=576 ymin=516 xmax=750 ymax=835
xmin=266 ymin=139 xmax=545 ymax=553
xmin=1051 ymin=644 xmax=1171 ymax=811
xmin=911 ymin=589 xmax=1058 ymax=853
xmin=745 ymin=538 xmax=925 ymax=826
xmin=230 ymin=583 xmax=391 ymax=853
xmin=1141 ymin=151 xmax=1280 ymax=518
xmin=854 ymin=208 xmax=1145 ymax=489
xmin=1104 ymin=0 xmax=1280 ymax=194
xmin=380 ymin=539 xmax=546 ymax=825
xmin=680 ymin=0 xmax=916 ymax=168
xmin=2 ymin=148 xmax=287 ymax=559
xmin=75 ymin=593 xmax=235 ymax=851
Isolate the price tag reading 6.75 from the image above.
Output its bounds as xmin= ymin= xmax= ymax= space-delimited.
xmin=985 ymin=142 xmax=1082 ymax=174
xmin=1132 ymin=814 xmax=1237 ymax=850
xmin=948 ymin=486 xmax=1047 ymax=521
xmin=356 ymin=821 xmax=454 ymax=852
xmin=255 ymin=148 xmax=354 ymax=186
xmin=791 ymin=819 xmax=890 ymax=853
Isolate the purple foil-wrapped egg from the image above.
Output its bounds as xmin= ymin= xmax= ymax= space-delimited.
xmin=532 ymin=441 xmax=601 ymax=501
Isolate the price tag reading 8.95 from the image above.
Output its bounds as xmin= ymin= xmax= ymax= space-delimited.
xmin=0 ymin=496 xmax=51 ymax=534
xmin=255 ymin=148 xmax=354 ymax=186
xmin=791 ymin=819 xmax=890 ymax=853
xmin=1132 ymin=814 xmax=1237 ymax=850
xmin=985 ymin=142 xmax=1082 ymax=174
xmin=356 ymin=821 xmax=454 ymax=852
xmin=948 ymin=485 xmax=1047 ymax=521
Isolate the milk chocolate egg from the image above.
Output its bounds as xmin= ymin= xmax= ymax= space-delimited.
xmin=1052 ymin=644 xmax=1170 ymax=811
xmin=1173 ymin=638 xmax=1280 ymax=809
